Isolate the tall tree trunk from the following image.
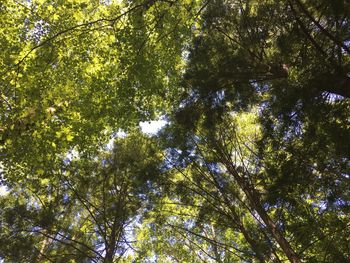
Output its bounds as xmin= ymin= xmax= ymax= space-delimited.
xmin=223 ymin=162 xmax=301 ymax=263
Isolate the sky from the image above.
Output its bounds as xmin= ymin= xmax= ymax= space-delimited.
xmin=139 ymin=119 xmax=167 ymax=134
xmin=105 ymin=119 xmax=167 ymax=150
xmin=0 ymin=186 xmax=6 ymax=196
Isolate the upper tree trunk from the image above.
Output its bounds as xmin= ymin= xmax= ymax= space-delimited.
xmin=224 ymin=163 xmax=302 ymax=263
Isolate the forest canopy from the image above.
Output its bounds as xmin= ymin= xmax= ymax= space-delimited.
xmin=0 ymin=0 xmax=349 ymax=262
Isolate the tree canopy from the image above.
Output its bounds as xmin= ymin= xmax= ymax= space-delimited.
xmin=0 ymin=0 xmax=349 ymax=262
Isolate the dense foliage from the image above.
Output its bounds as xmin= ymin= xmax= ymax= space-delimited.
xmin=0 ymin=0 xmax=349 ymax=262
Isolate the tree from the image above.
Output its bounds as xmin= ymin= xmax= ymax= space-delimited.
xmin=0 ymin=130 xmax=163 ymax=262
xmin=157 ymin=0 xmax=349 ymax=262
